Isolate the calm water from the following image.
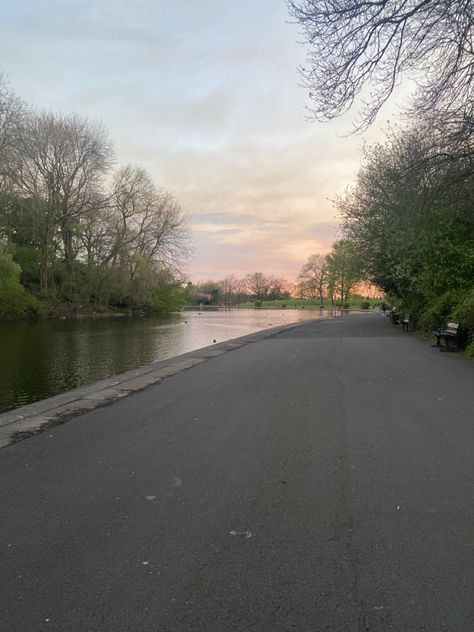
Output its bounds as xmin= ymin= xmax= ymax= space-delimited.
xmin=0 ymin=308 xmax=338 ymax=414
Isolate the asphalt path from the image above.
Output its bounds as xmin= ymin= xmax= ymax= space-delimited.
xmin=1 ymin=312 xmax=473 ymax=631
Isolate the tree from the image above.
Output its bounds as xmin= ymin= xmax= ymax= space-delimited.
xmin=73 ymin=165 xmax=189 ymax=308
xmin=297 ymin=254 xmax=327 ymax=303
xmin=0 ymin=77 xmax=191 ymax=315
xmin=267 ymin=275 xmax=290 ymax=300
xmin=244 ymin=272 xmax=273 ymax=301
xmin=325 ymin=240 xmax=363 ymax=306
xmin=339 ymin=121 xmax=474 ymax=310
xmin=107 ymin=165 xmax=189 ymax=269
xmin=218 ymin=275 xmax=241 ymax=307
xmin=0 ymin=74 xmax=25 ymax=168
xmin=287 ymin=0 xmax=474 ymax=129
xmin=4 ymin=111 xmax=113 ymax=290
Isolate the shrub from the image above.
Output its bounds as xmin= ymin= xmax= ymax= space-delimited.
xmin=417 ymin=291 xmax=463 ymax=329
xmin=255 ymin=301 xmax=262 ymax=307
xmin=450 ymin=289 xmax=474 ymax=329
xmin=360 ymin=300 xmax=371 ymax=310
xmin=465 ymin=342 xmax=474 ymax=358
xmin=0 ymin=251 xmax=46 ymax=318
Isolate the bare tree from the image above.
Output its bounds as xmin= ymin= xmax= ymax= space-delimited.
xmin=287 ymin=0 xmax=474 ymax=130
xmin=0 ymin=74 xmax=25 ymax=166
xmin=105 ymin=165 xmax=190 ymax=278
xmin=5 ymin=111 xmax=113 ymax=286
xmin=267 ymin=275 xmax=290 ymax=300
xmin=297 ymin=253 xmax=327 ymax=303
xmin=245 ymin=272 xmax=273 ymax=300
xmin=218 ymin=275 xmax=241 ymax=307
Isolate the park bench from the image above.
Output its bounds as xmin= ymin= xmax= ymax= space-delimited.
xmin=431 ymin=322 xmax=466 ymax=351
xmin=402 ymin=314 xmax=416 ymax=332
xmin=390 ymin=307 xmax=400 ymax=325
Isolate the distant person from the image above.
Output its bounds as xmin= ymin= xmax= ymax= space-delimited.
xmin=381 ymin=302 xmax=386 ymax=313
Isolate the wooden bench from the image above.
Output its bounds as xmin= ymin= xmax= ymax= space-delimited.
xmin=402 ymin=314 xmax=416 ymax=331
xmin=431 ymin=322 xmax=465 ymax=350
xmin=390 ymin=308 xmax=400 ymax=325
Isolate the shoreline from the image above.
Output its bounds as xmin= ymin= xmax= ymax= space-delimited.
xmin=0 ymin=314 xmax=342 ymax=448
xmin=0 ymin=302 xmax=368 ymax=323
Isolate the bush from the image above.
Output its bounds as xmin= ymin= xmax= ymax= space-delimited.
xmin=465 ymin=342 xmax=474 ymax=358
xmin=255 ymin=301 xmax=262 ymax=307
xmin=360 ymin=300 xmax=371 ymax=310
xmin=13 ymin=245 xmax=41 ymax=287
xmin=148 ymin=281 xmax=187 ymax=313
xmin=0 ymin=251 xmax=46 ymax=318
xmin=417 ymin=291 xmax=463 ymax=329
xmin=450 ymin=289 xmax=474 ymax=329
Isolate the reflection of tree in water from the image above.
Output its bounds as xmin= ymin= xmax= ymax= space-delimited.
xmin=0 ymin=315 xmax=179 ymax=413
xmin=0 ymin=310 xmax=337 ymax=414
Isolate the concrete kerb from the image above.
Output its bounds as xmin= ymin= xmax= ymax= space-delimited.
xmin=0 ymin=317 xmax=328 ymax=448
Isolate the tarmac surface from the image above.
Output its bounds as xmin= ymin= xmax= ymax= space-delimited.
xmin=1 ymin=312 xmax=473 ymax=631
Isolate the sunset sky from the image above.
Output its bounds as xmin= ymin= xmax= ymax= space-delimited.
xmin=0 ymin=0 xmax=403 ymax=282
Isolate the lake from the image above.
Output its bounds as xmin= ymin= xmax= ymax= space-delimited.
xmin=0 ymin=308 xmax=339 ymax=414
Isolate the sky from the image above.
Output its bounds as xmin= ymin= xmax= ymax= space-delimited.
xmin=0 ymin=0 xmax=401 ymax=282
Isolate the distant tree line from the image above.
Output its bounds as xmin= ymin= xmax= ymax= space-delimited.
xmin=187 ymin=239 xmax=369 ymax=308
xmin=187 ymin=273 xmax=292 ymax=307
xmin=0 ymin=74 xmax=190 ymax=319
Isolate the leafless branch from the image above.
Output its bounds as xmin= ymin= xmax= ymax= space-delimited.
xmin=288 ymin=0 xmax=474 ymax=130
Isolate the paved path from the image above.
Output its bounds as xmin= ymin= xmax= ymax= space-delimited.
xmin=1 ymin=313 xmax=473 ymax=631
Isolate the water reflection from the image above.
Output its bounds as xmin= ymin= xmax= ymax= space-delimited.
xmin=0 ymin=309 xmax=338 ymax=413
